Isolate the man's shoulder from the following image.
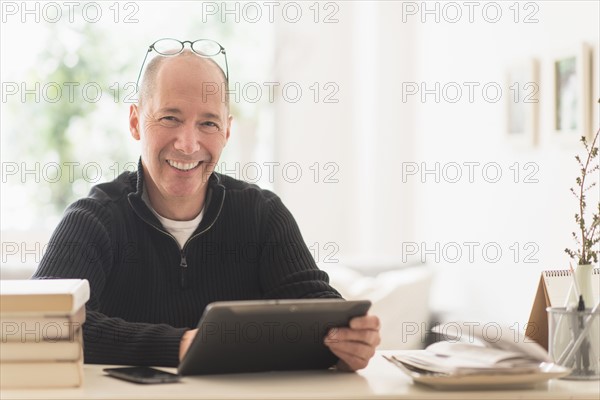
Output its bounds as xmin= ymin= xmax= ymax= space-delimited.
xmin=88 ymin=171 xmax=137 ymax=204
xmin=58 ymin=171 xmax=132 ymax=216
xmin=216 ymin=172 xmax=278 ymax=203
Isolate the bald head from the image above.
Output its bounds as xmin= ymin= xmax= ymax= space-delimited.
xmin=138 ymin=50 xmax=229 ymax=110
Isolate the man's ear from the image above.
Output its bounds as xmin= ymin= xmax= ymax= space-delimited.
xmin=225 ymin=115 xmax=233 ymax=142
xmin=129 ymin=104 xmax=141 ymax=140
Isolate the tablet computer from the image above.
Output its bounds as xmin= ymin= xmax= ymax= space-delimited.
xmin=178 ymin=299 xmax=371 ymax=375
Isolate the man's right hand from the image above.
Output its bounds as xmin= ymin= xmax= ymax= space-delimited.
xmin=179 ymin=328 xmax=198 ymax=361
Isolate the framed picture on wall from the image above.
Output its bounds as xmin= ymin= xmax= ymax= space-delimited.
xmin=506 ymin=59 xmax=539 ymax=147
xmin=552 ymin=43 xmax=591 ymax=141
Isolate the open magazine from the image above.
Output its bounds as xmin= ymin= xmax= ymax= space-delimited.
xmin=384 ymin=323 xmax=570 ymax=388
xmin=388 ymin=341 xmax=545 ymax=376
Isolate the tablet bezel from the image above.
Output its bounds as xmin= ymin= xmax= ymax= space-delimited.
xmin=178 ymin=299 xmax=371 ymax=375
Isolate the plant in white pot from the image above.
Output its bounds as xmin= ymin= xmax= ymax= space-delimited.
xmin=564 ymin=124 xmax=600 ymax=306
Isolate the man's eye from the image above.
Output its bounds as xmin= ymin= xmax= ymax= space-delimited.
xmin=201 ymin=121 xmax=220 ymax=131
xmin=158 ymin=116 xmax=180 ymax=127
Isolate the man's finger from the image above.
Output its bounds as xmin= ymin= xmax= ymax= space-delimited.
xmin=326 ymin=339 xmax=376 ymax=361
xmin=329 ymin=347 xmax=370 ymax=371
xmin=349 ymin=315 xmax=380 ymax=330
xmin=325 ymin=327 xmax=380 ymax=346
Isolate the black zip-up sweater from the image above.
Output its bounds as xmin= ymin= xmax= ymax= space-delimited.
xmin=33 ymin=161 xmax=341 ymax=367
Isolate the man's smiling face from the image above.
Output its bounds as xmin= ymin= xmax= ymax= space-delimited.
xmin=129 ymin=54 xmax=231 ymax=205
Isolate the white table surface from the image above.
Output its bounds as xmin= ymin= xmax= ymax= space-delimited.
xmin=2 ymin=351 xmax=599 ymax=400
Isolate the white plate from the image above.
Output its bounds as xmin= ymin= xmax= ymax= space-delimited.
xmin=383 ymin=355 xmax=572 ymax=390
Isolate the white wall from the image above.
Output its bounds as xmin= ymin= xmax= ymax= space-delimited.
xmin=273 ymin=2 xmax=418 ymax=264
xmin=274 ymin=1 xmax=599 ymax=326
xmin=411 ymin=0 xmax=599 ymax=325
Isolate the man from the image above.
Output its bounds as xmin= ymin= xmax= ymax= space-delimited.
xmin=34 ymin=41 xmax=380 ymax=371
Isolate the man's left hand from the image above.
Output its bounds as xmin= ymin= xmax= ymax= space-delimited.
xmin=324 ymin=314 xmax=381 ymax=372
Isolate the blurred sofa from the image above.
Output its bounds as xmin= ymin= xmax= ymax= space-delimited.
xmin=319 ymin=261 xmax=434 ymax=350
xmin=0 ymin=264 xmax=37 ymax=280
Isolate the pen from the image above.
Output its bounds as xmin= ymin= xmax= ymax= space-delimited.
xmin=554 ymin=264 xmax=583 ymax=362
xmin=571 ymin=297 xmax=582 ymax=373
xmin=577 ymin=295 xmax=590 ymax=374
xmin=558 ymin=300 xmax=600 ymax=366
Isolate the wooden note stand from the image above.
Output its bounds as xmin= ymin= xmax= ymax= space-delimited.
xmin=526 ymin=274 xmax=551 ymax=350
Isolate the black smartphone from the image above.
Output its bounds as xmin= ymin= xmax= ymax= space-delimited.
xmin=103 ymin=367 xmax=181 ymax=384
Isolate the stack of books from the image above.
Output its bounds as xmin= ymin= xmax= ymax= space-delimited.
xmin=0 ymin=279 xmax=90 ymax=388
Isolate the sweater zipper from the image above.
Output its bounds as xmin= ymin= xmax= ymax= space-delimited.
xmin=129 ymin=192 xmax=226 ymax=290
xmin=180 ymin=252 xmax=188 ymax=289
xmin=132 ymin=217 xmax=184 ymax=286
xmin=178 ymin=193 xmax=225 ymax=288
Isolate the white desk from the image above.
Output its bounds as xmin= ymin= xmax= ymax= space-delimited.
xmin=2 ymin=352 xmax=598 ymax=400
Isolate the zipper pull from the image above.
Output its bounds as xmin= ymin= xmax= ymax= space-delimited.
xmin=180 ymin=253 xmax=188 ymax=289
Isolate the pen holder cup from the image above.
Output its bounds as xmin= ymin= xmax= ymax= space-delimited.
xmin=547 ymin=307 xmax=600 ymax=380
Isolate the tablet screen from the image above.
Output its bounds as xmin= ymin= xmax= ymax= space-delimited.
xmin=178 ymin=299 xmax=371 ymax=375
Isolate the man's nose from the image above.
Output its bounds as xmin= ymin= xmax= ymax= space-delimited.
xmin=173 ymin=124 xmax=201 ymax=155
